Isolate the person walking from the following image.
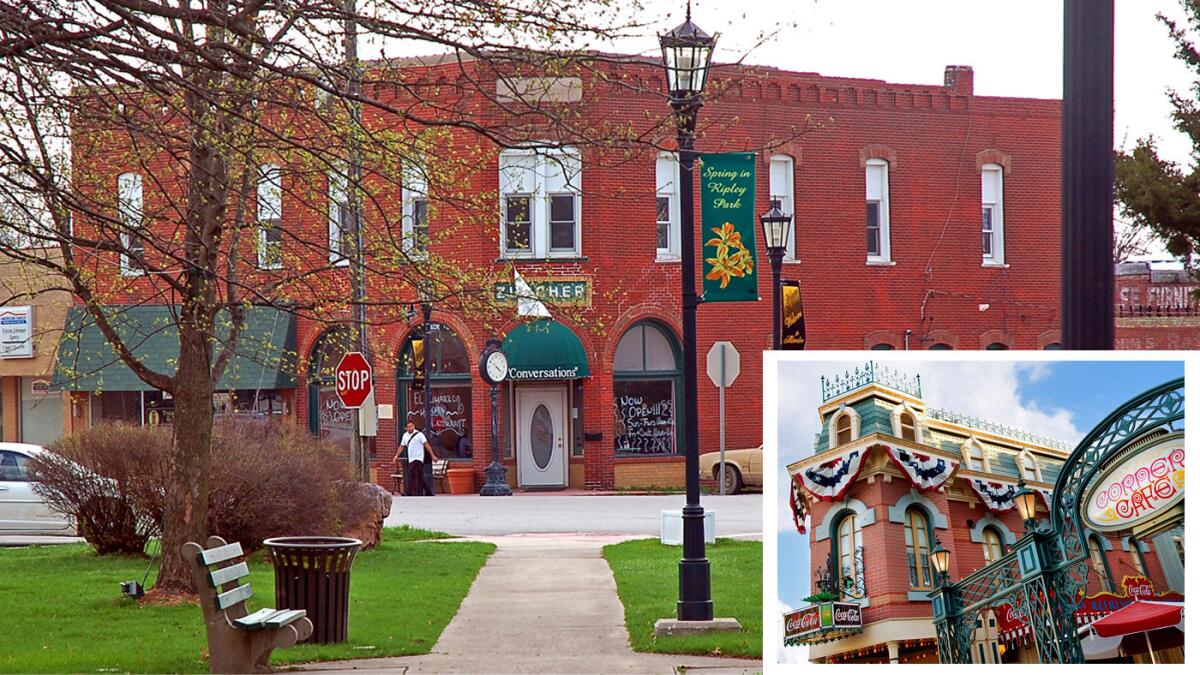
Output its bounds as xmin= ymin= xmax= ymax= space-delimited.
xmin=395 ymin=419 xmax=436 ymax=496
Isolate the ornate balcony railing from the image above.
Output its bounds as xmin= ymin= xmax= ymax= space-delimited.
xmin=820 ymin=362 xmax=921 ymax=402
xmin=925 ymin=408 xmax=1072 ymax=451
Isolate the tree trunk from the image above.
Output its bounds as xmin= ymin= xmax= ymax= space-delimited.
xmin=153 ymin=313 xmax=216 ymax=594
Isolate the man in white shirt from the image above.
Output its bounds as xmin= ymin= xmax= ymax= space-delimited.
xmin=395 ymin=419 xmax=437 ymax=496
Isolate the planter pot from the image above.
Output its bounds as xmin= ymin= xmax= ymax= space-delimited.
xmin=446 ymin=467 xmax=475 ymax=494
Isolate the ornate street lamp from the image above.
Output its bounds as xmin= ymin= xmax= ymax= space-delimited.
xmin=478 ymin=338 xmax=511 ymax=496
xmin=1014 ymin=479 xmax=1039 ymax=532
xmin=930 ymin=536 xmax=951 ymax=588
xmin=417 ymin=280 xmax=436 ymax=490
xmin=759 ymin=198 xmax=793 ymax=350
xmin=660 ymin=5 xmax=716 ymax=623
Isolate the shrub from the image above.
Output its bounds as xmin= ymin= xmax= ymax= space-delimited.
xmin=29 ymin=418 xmax=377 ymax=557
xmin=29 ymin=424 xmax=168 ymax=555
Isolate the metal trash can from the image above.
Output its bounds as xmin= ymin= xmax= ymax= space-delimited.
xmin=263 ymin=536 xmax=362 ymax=644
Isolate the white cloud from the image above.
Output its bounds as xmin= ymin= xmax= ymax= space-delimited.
xmin=921 ymin=362 xmax=1081 ymax=443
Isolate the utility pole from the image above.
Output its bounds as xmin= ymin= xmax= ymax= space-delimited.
xmin=345 ymin=0 xmax=370 ymax=481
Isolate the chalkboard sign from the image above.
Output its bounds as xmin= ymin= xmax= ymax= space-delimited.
xmin=613 ymin=380 xmax=676 ymax=454
xmin=407 ymin=384 xmax=473 ymax=458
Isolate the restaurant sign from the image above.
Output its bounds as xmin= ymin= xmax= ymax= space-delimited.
xmin=493 ymin=277 xmax=592 ymax=307
xmin=783 ymin=601 xmax=863 ymax=646
xmin=1083 ymin=432 xmax=1184 ymax=532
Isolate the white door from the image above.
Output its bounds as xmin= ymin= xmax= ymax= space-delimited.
xmin=515 ymin=387 xmax=568 ymax=488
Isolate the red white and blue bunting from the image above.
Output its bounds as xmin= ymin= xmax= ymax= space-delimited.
xmin=798 ymin=448 xmax=868 ymax=502
xmin=968 ymin=479 xmax=1019 ymax=513
xmin=1037 ymin=488 xmax=1054 ymax=509
xmin=789 ymin=477 xmax=808 ymax=534
xmin=883 ymin=445 xmax=957 ymax=493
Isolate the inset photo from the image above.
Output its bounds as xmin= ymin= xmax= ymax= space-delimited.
xmin=769 ymin=356 xmax=1185 ymax=665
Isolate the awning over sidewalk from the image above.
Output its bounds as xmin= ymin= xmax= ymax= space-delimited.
xmin=51 ymin=305 xmax=297 ymax=391
xmin=502 ymin=319 xmax=590 ymax=380
xmin=1086 ymin=601 xmax=1184 ymax=638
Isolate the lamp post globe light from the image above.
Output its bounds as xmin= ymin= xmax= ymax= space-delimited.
xmin=1013 ymin=479 xmax=1039 ymax=532
xmin=760 ymin=199 xmax=793 ymax=350
xmin=660 ymin=5 xmax=716 ymax=624
xmin=930 ymin=536 xmax=951 ymax=588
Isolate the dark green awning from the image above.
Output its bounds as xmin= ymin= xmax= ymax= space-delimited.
xmin=502 ymin=320 xmax=590 ymax=380
xmin=52 ymin=305 xmax=297 ymax=391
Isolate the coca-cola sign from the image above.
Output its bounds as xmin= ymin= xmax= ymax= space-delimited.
xmin=831 ymin=602 xmax=862 ymax=628
xmin=1121 ymin=575 xmax=1155 ymax=600
xmin=783 ymin=605 xmax=822 ymax=639
xmin=1083 ymin=433 xmax=1184 ymax=532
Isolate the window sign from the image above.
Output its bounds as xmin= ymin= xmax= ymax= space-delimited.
xmin=0 ymin=306 xmax=34 ymax=358
xmin=407 ymin=384 xmax=473 ymax=458
xmin=613 ymin=380 xmax=675 ymax=454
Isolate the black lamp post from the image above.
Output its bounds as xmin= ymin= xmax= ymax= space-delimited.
xmin=478 ymin=338 xmax=511 ymax=496
xmin=930 ymin=536 xmax=951 ymax=589
xmin=660 ymin=5 xmax=716 ymax=623
xmin=417 ymin=282 xmax=434 ymax=440
xmin=1013 ymin=479 xmax=1040 ymax=533
xmin=760 ymin=199 xmax=793 ymax=350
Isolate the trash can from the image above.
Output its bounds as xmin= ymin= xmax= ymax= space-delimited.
xmin=263 ymin=536 xmax=362 ymax=644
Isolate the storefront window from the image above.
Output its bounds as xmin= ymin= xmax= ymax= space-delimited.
xmin=397 ymin=324 xmax=472 ymax=459
xmin=613 ymin=321 xmax=682 ymax=455
xmin=19 ymin=378 xmax=63 ymax=446
xmin=905 ymin=508 xmax=934 ymax=590
xmin=307 ymin=326 xmax=355 ymax=455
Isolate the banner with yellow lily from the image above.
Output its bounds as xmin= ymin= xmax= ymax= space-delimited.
xmin=699 ymin=152 xmax=758 ymax=302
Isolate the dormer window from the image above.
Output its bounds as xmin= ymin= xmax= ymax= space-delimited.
xmin=836 ymin=415 xmax=852 ymax=445
xmin=829 ymin=406 xmax=861 ymax=447
xmin=899 ymin=412 xmax=916 ymax=442
xmin=962 ymin=439 xmax=989 ymax=473
xmin=1017 ymin=449 xmax=1042 ymax=482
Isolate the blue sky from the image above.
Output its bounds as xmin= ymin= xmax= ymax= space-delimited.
xmin=774 ymin=358 xmax=1183 ymax=661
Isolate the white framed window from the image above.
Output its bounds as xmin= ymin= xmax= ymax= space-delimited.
xmin=981 ymin=163 xmax=1004 ymax=265
xmin=327 ymin=168 xmax=352 ymax=267
xmin=1017 ymin=449 xmax=1042 ymax=482
xmin=402 ymin=164 xmax=429 ymax=258
xmin=256 ymin=164 xmax=283 ymax=269
xmin=499 ymin=147 xmax=581 ymax=258
xmin=865 ymin=159 xmax=891 ymax=263
xmin=962 ymin=438 xmax=990 ymax=473
xmin=655 ymin=153 xmax=680 ymax=259
xmin=769 ymin=154 xmax=796 ymax=260
xmin=117 ymin=172 xmax=144 ymax=275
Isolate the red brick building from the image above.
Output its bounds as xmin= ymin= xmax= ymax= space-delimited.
xmin=787 ymin=371 xmax=1184 ymax=663
xmin=56 ymin=57 xmax=1064 ymax=490
xmin=1115 ymin=262 xmax=1200 ymax=350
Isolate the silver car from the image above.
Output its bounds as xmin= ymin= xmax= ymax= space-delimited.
xmin=0 ymin=443 xmax=75 ymax=535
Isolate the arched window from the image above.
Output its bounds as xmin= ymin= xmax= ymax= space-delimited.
xmin=899 ymin=411 xmax=916 ymax=442
xmin=1017 ymin=450 xmax=1042 ymax=482
xmin=614 ymin=321 xmax=683 ymax=455
xmin=1129 ymin=537 xmax=1148 ymax=578
xmin=836 ymin=414 xmax=852 ymax=446
xmin=929 ymin=343 xmax=953 ymax=350
xmin=905 ymin=508 xmax=934 ymax=590
xmin=307 ymin=326 xmax=356 ymax=453
xmin=833 ymin=512 xmax=862 ymax=597
xmin=982 ymin=527 xmax=1006 ymax=564
xmin=397 ymin=324 xmax=472 ymax=459
xmin=1088 ymin=535 xmax=1114 ymax=592
xmin=985 ymin=342 xmax=1009 ymax=350
xmin=870 ymin=343 xmax=895 ymax=350
xmin=962 ymin=439 xmax=989 ymax=473
xmin=1043 ymin=342 xmax=1063 ymax=350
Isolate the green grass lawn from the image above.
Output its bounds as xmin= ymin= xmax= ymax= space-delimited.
xmin=603 ymin=537 xmax=762 ymax=659
xmin=0 ymin=526 xmax=492 ymax=673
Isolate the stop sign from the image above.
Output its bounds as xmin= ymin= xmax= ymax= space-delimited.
xmin=335 ymin=352 xmax=373 ymax=409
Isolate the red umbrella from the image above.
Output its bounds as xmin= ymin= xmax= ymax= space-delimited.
xmin=1080 ymin=601 xmax=1184 ymax=663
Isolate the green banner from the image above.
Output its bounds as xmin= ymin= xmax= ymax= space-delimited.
xmin=700 ymin=153 xmax=758 ymax=302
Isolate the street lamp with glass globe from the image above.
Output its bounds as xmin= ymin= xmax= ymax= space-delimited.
xmin=659 ymin=5 xmax=717 ymax=623
xmin=760 ymin=199 xmax=793 ymax=350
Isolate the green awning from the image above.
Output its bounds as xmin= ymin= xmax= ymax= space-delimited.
xmin=52 ymin=305 xmax=297 ymax=391
xmin=502 ymin=320 xmax=590 ymax=380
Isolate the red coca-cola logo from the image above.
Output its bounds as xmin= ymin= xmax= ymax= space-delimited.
xmin=1005 ymin=605 xmax=1021 ymax=623
xmin=785 ymin=608 xmax=820 ymax=633
xmin=833 ymin=604 xmax=861 ymax=625
xmin=1122 ymin=576 xmax=1155 ymax=599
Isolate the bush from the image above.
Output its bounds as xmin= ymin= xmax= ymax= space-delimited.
xmin=29 ymin=418 xmax=378 ymax=556
xmin=29 ymin=424 xmax=167 ymax=555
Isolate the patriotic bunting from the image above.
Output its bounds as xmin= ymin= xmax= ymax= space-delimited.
xmin=883 ymin=445 xmax=957 ymax=492
xmin=968 ymin=479 xmax=1019 ymax=512
xmin=798 ymin=448 xmax=868 ymax=502
xmin=789 ymin=477 xmax=808 ymax=534
xmin=1037 ymin=488 xmax=1054 ymax=509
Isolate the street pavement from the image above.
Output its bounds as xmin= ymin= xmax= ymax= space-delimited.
xmin=300 ymin=534 xmax=761 ymax=674
xmin=383 ymin=492 xmax=762 ymax=539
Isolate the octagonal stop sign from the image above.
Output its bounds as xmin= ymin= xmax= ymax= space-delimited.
xmin=335 ymin=352 xmax=373 ymax=409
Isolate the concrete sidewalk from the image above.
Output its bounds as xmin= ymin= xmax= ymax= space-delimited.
xmin=298 ymin=534 xmax=760 ymax=674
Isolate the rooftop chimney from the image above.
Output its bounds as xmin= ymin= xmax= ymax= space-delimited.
xmin=944 ymin=65 xmax=974 ymax=95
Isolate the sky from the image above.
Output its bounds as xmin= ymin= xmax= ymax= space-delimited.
xmin=771 ymin=356 xmax=1183 ymax=664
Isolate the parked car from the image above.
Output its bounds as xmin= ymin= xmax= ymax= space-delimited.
xmin=699 ymin=445 xmax=762 ymax=495
xmin=0 ymin=443 xmax=75 ymax=535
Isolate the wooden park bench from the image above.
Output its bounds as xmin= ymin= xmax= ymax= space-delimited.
xmin=183 ymin=536 xmax=313 ymax=673
xmin=390 ymin=458 xmax=449 ymax=494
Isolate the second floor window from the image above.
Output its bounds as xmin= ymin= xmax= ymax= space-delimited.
xmin=865 ymin=159 xmax=891 ymax=262
xmin=328 ymin=169 xmax=352 ymax=266
xmin=257 ymin=164 xmax=283 ymax=269
xmin=981 ymin=163 xmax=1005 ymax=265
xmin=402 ymin=164 xmax=429 ymax=257
xmin=499 ymin=148 xmax=581 ymax=258
xmin=835 ymin=513 xmax=861 ymax=596
xmin=905 ymin=508 xmax=934 ymax=590
xmin=982 ymin=527 xmax=1005 ymax=563
xmin=655 ymin=154 xmax=679 ymax=259
xmin=769 ymin=154 xmax=796 ymax=260
xmin=117 ymin=172 xmax=144 ymax=275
